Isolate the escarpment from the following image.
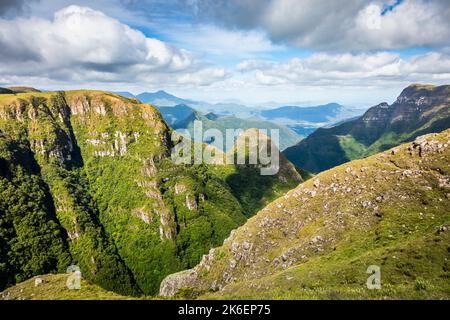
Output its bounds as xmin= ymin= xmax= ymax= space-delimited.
xmin=0 ymin=90 xmax=302 ymax=295
xmin=284 ymin=84 xmax=450 ymax=173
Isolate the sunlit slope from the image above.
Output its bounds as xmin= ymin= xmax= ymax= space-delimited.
xmin=160 ymin=129 xmax=450 ymax=299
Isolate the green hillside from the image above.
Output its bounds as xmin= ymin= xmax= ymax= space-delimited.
xmin=0 ymin=274 xmax=133 ymax=300
xmin=284 ymin=84 xmax=450 ymax=173
xmin=0 ymin=90 xmax=302 ymax=296
xmin=159 ymin=129 xmax=450 ymax=300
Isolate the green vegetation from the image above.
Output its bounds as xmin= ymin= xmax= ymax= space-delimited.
xmin=0 ymin=274 xmax=136 ymax=300
xmin=160 ymin=129 xmax=450 ymax=300
xmin=0 ymin=134 xmax=71 ymax=290
xmin=0 ymin=90 xmax=302 ymax=297
xmin=284 ymin=84 xmax=450 ymax=173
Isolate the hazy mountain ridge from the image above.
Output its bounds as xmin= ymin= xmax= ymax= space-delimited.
xmin=136 ymin=90 xmax=196 ymax=107
xmin=261 ymin=103 xmax=346 ymax=123
xmin=115 ymin=91 xmax=364 ymax=139
xmin=284 ymin=84 xmax=450 ymax=173
xmin=157 ymin=104 xmax=302 ymax=151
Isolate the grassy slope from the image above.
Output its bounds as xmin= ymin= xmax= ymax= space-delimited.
xmin=0 ymin=274 xmax=133 ymax=300
xmin=163 ymin=130 xmax=450 ymax=300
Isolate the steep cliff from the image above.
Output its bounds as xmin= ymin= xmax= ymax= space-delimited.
xmin=284 ymin=84 xmax=450 ymax=173
xmin=0 ymin=90 xmax=302 ymax=295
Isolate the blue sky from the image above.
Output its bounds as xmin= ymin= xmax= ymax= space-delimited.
xmin=0 ymin=0 xmax=449 ymax=107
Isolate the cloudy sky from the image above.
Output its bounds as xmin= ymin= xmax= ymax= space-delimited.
xmin=1 ymin=0 xmax=450 ymax=106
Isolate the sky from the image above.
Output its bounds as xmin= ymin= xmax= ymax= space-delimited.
xmin=0 ymin=0 xmax=450 ymax=107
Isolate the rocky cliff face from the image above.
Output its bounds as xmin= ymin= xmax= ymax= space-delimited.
xmin=160 ymin=129 xmax=450 ymax=299
xmin=0 ymin=90 xmax=302 ymax=295
xmin=283 ymin=84 xmax=450 ymax=173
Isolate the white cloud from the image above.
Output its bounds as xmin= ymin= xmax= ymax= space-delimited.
xmin=236 ymin=59 xmax=276 ymax=72
xmin=0 ymin=5 xmax=225 ymax=87
xmin=175 ymin=67 xmax=227 ymax=86
xmin=190 ymin=0 xmax=450 ymax=51
xmin=238 ymin=52 xmax=450 ymax=87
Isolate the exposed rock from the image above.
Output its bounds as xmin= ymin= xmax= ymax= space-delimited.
xmin=68 ymin=231 xmax=81 ymax=240
xmin=156 ymin=208 xmax=176 ymax=240
xmin=159 ymin=268 xmax=199 ymax=297
xmin=313 ymin=179 xmax=321 ymax=188
xmin=185 ymin=194 xmax=197 ymax=211
xmin=134 ymin=209 xmax=151 ymax=224
xmin=174 ymin=183 xmax=187 ymax=195
xmin=34 ymin=277 xmax=45 ymax=287
xmin=437 ymin=225 xmax=449 ymax=234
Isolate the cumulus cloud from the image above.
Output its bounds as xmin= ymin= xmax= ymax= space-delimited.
xmin=187 ymin=0 xmax=450 ymax=51
xmin=0 ymin=5 xmax=225 ymax=87
xmin=175 ymin=67 xmax=227 ymax=86
xmin=236 ymin=59 xmax=276 ymax=72
xmin=239 ymin=52 xmax=450 ymax=86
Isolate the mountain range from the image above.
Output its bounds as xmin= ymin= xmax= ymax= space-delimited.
xmin=115 ymin=91 xmax=365 ymax=139
xmin=284 ymin=84 xmax=450 ymax=173
xmin=157 ymin=104 xmax=302 ymax=151
xmin=136 ymin=90 xmax=196 ymax=107
xmin=1 ymin=83 xmax=449 ymax=300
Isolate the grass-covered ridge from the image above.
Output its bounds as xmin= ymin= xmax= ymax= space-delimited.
xmin=0 ymin=90 xmax=302 ymax=296
xmin=0 ymin=274 xmax=134 ymax=300
xmin=159 ymin=129 xmax=450 ymax=300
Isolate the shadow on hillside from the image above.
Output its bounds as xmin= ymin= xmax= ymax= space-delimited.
xmin=226 ymin=164 xmax=280 ymax=217
xmin=284 ymin=134 xmax=351 ymax=174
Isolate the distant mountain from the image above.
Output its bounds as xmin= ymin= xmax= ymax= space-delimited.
xmin=283 ymin=84 xmax=450 ymax=173
xmin=114 ymin=91 xmax=136 ymax=99
xmin=161 ymin=105 xmax=302 ymax=151
xmin=258 ymin=103 xmax=364 ymax=138
xmin=201 ymin=103 xmax=260 ymax=118
xmin=137 ymin=90 xmax=195 ymax=106
xmin=261 ymin=103 xmax=345 ymax=123
xmin=0 ymin=86 xmax=41 ymax=94
xmin=116 ymin=90 xmax=355 ymax=141
xmin=282 ymin=124 xmax=317 ymax=136
xmin=204 ymin=112 xmax=219 ymax=120
xmin=157 ymin=104 xmax=197 ymax=127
